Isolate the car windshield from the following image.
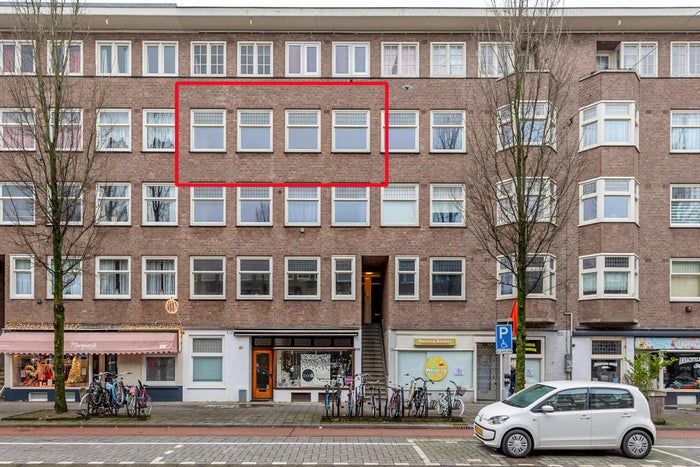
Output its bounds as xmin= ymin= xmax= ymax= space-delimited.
xmin=503 ymin=383 xmax=556 ymax=407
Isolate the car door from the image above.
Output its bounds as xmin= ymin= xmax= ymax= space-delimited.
xmin=589 ymin=387 xmax=635 ymax=447
xmin=535 ymin=388 xmax=591 ymax=448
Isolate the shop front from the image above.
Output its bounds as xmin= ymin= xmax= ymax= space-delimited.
xmin=0 ymin=331 xmax=181 ymax=402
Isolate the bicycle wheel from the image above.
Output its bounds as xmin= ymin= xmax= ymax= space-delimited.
xmin=125 ymin=391 xmax=136 ymax=417
xmin=334 ymin=390 xmax=341 ymax=417
xmin=78 ymin=393 xmax=90 ymax=418
xmin=421 ymin=393 xmax=429 ymax=417
xmin=112 ymin=380 xmax=126 ymax=407
xmin=356 ymin=394 xmax=364 ymax=417
xmin=453 ymin=398 xmax=464 ymax=417
xmin=141 ymin=394 xmax=152 ymax=416
xmin=88 ymin=381 xmax=102 ymax=405
xmin=370 ymin=392 xmax=377 ymax=418
xmin=324 ymin=390 xmax=330 ymax=418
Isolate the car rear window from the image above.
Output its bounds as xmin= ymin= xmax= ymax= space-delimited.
xmin=589 ymin=387 xmax=634 ymax=409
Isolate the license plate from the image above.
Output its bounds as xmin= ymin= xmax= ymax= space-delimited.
xmin=475 ymin=425 xmax=483 ymax=436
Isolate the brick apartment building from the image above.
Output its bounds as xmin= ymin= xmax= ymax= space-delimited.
xmin=0 ymin=4 xmax=698 ymax=405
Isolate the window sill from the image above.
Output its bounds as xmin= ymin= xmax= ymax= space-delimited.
xmin=189 ymin=296 xmax=226 ymax=301
xmin=236 ymin=296 xmax=273 ymax=301
xmin=142 ymin=223 xmax=179 ymax=227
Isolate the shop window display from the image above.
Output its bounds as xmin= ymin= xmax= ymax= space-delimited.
xmin=277 ymin=349 xmax=352 ymax=388
xmin=14 ymin=354 xmax=88 ymax=387
xmin=664 ymin=353 xmax=700 ymax=389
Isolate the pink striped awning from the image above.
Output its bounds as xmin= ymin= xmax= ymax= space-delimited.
xmin=0 ymin=331 xmax=178 ymax=354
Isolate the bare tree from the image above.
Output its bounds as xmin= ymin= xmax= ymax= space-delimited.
xmin=1 ymin=0 xmax=107 ymax=412
xmin=466 ymin=0 xmax=583 ymax=392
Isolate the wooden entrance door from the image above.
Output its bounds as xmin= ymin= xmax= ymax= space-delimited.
xmin=252 ymin=349 xmax=273 ymax=400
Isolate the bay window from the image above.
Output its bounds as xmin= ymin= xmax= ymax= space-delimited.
xmin=580 ymin=101 xmax=639 ymax=150
xmin=579 ymin=177 xmax=638 ymax=225
xmin=497 ymin=177 xmax=555 ymax=225
xmin=498 ymin=101 xmax=555 ymax=149
xmin=579 ymin=254 xmax=638 ymax=299
xmin=497 ymin=254 xmax=556 ymax=299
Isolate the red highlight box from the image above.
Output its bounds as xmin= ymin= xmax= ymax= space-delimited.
xmin=174 ymin=81 xmax=390 ymax=188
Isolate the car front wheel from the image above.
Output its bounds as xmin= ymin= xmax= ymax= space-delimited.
xmin=501 ymin=429 xmax=532 ymax=458
xmin=622 ymin=430 xmax=652 ymax=459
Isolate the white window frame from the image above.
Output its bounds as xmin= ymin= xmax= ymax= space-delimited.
xmin=47 ymin=257 xmax=82 ymax=300
xmin=142 ymin=183 xmax=178 ymax=226
xmin=190 ymin=256 xmax=226 ymax=300
xmin=579 ymin=101 xmax=639 ymax=151
xmin=671 ymin=42 xmax=700 ymax=77
xmin=142 ymin=41 xmax=178 ymax=76
xmin=496 ymin=254 xmax=556 ymax=299
xmin=332 ymin=255 xmax=356 ymax=300
xmin=0 ymin=182 xmax=34 ymax=225
xmin=190 ymin=41 xmax=225 ymax=77
xmin=497 ymin=177 xmax=555 ymax=225
xmin=285 ymin=187 xmax=320 ymax=226
xmin=143 ymin=109 xmax=175 ymax=152
xmin=497 ymin=101 xmax=556 ymax=150
xmin=381 ymin=42 xmax=419 ymax=77
xmin=95 ymin=256 xmax=131 ymax=299
xmin=50 ymin=108 xmax=83 ymax=151
xmin=191 ymin=335 xmax=224 ymax=386
xmin=671 ymin=184 xmax=700 ymax=227
xmin=619 ymin=41 xmax=657 ymax=77
xmin=190 ymin=187 xmax=226 ymax=226
xmin=237 ymin=187 xmax=272 ymax=226
xmin=9 ymin=254 xmax=34 ymax=299
xmin=381 ymin=183 xmax=419 ymax=227
xmin=53 ymin=182 xmax=83 ymax=226
xmin=95 ymin=182 xmax=131 ymax=226
xmin=579 ymin=177 xmax=639 ymax=225
xmin=478 ymin=42 xmax=514 ymax=78
xmin=670 ymin=110 xmax=700 ymax=153
xmin=430 ymin=110 xmax=465 ymax=153
xmin=285 ymin=110 xmax=321 ymax=152
xmin=285 ymin=42 xmax=320 ymax=77
xmin=0 ymin=108 xmax=35 ymax=151
xmin=332 ymin=187 xmax=370 ymax=226
xmin=596 ymin=51 xmax=616 ymax=72
xmin=579 ymin=254 xmax=638 ymax=300
xmin=332 ymin=110 xmax=370 ymax=153
xmin=395 ymin=256 xmax=419 ymax=301
xmin=237 ymin=41 xmax=273 ymax=77
xmin=237 ymin=256 xmax=272 ymax=300
xmin=332 ymin=42 xmax=370 ymax=77
xmin=48 ymin=40 xmax=82 ymax=76
xmin=381 ymin=110 xmax=419 ymax=153
xmin=237 ymin=110 xmax=273 ymax=152
xmin=1 ymin=40 xmax=35 ymax=75
xmin=285 ymin=256 xmax=320 ymax=300
xmin=430 ymin=184 xmax=465 ymax=227
xmin=190 ymin=109 xmax=226 ymax=152
xmin=142 ymin=256 xmax=177 ymax=300
xmin=430 ymin=42 xmax=466 ymax=77
xmin=96 ymin=109 xmax=131 ymax=152
xmin=670 ymin=259 xmax=700 ymax=302
xmin=96 ymin=40 xmax=131 ymax=76
xmin=429 ymin=257 xmax=466 ymax=301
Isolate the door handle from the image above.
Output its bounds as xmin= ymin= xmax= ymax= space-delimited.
xmin=580 ymin=414 xmax=590 ymax=419
xmin=621 ymin=413 xmax=632 ymax=417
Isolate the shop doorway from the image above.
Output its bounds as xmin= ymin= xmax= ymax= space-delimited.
xmin=252 ymin=348 xmax=273 ymax=400
xmin=476 ymin=343 xmax=499 ymax=401
xmin=361 ymin=256 xmax=387 ymax=325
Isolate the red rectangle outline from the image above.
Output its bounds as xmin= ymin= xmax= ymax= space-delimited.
xmin=174 ymin=81 xmax=390 ymax=188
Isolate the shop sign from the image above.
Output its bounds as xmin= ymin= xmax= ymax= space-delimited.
xmin=512 ymin=339 xmax=542 ymax=354
xmin=424 ymin=356 xmax=448 ymax=381
xmin=635 ymin=337 xmax=700 ymax=351
xmin=679 ymin=356 xmax=700 ymax=366
xmin=413 ymin=338 xmax=456 ymax=347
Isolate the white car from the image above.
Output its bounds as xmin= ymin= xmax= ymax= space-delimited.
xmin=474 ymin=380 xmax=656 ymax=459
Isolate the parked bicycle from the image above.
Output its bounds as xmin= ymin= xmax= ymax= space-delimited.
xmin=323 ymin=375 xmax=344 ymax=418
xmin=438 ymin=380 xmax=465 ymax=418
xmin=384 ymin=381 xmax=403 ymax=418
xmin=405 ymin=374 xmax=432 ymax=417
xmin=353 ymin=374 xmax=370 ymax=418
xmin=78 ymin=371 xmax=129 ymax=418
xmin=369 ymin=381 xmax=382 ymax=418
xmin=125 ymin=379 xmax=152 ymax=418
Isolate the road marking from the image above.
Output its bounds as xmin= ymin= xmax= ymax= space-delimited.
xmin=175 ymin=445 xmax=183 ymax=449
xmin=27 ymin=463 xmax=43 ymax=465
xmin=118 ymin=463 xmax=134 ymax=465
xmin=410 ymin=441 xmax=439 ymax=466
xmin=150 ymin=457 xmax=163 ymax=465
xmin=654 ymin=449 xmax=700 ymax=466
xmin=241 ymin=463 xmax=257 ymax=465
xmin=164 ymin=450 xmax=174 ymax=454
xmin=57 ymin=463 xmax=73 ymax=465
xmin=87 ymin=463 xmax=104 ymax=466
xmin=302 ymin=463 xmax=317 ymax=465
xmin=180 ymin=463 xmax=196 ymax=465
xmin=272 ymin=463 xmax=287 ymax=465
xmin=211 ymin=463 xmax=226 ymax=465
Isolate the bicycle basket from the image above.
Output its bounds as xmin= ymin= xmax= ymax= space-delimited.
xmin=455 ymin=386 xmax=466 ymax=396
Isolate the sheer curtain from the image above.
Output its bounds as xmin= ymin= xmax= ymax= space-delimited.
xmin=100 ymin=44 xmax=112 ymax=74
xmin=383 ymin=45 xmax=398 ymax=75
xmin=604 ymin=272 xmax=628 ymax=294
xmin=401 ymin=46 xmax=416 ymax=75
xmin=146 ymin=260 xmax=175 ymax=296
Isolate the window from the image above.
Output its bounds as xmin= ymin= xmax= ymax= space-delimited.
xmin=579 ymin=101 xmax=639 ymax=150
xmin=382 ymin=43 xmax=418 ymax=77
xmin=237 ymin=110 xmax=272 ymax=152
xmin=96 ymin=183 xmax=130 ymax=225
xmin=430 ymin=184 xmax=464 ymax=226
xmin=286 ymin=42 xmax=319 ymax=76
xmin=671 ymin=42 xmax=700 ymax=77
xmin=238 ymin=42 xmax=272 ymax=76
xmin=1 ymin=41 xmax=34 ymax=74
xmin=143 ymin=109 xmax=175 ymax=151
xmin=333 ymin=42 xmax=369 ymax=77
xmin=0 ymin=109 xmax=34 ymax=151
xmin=191 ymin=187 xmax=225 ymax=226
xmin=96 ymin=41 xmax=131 ymax=76
xmin=430 ymin=111 xmax=465 ymax=152
xmin=332 ymin=110 xmax=369 ymax=152
xmin=590 ymin=340 xmax=623 ymax=384
xmin=47 ymin=257 xmax=82 ymax=300
xmin=431 ymin=42 xmax=465 ymax=77
xmin=671 ymin=185 xmax=700 ymax=227
xmin=50 ymin=109 xmax=82 ymax=151
xmin=670 ymin=259 xmax=700 ymax=301
xmin=671 ymin=111 xmax=700 ymax=152
xmin=237 ymin=257 xmax=272 ymax=299
xmin=579 ymin=177 xmax=638 ymax=224
xmin=497 ymin=254 xmax=556 ymax=299
xmin=192 ymin=337 xmax=223 ymax=383
xmin=97 ymin=109 xmax=131 ymax=151
xmin=430 ymin=257 xmax=465 ymax=300
xmin=285 ymin=257 xmax=320 ymax=299
xmin=332 ymin=256 xmax=355 ymax=300
xmin=143 ymin=183 xmax=177 ymax=226
xmin=0 ymin=183 xmax=34 ymax=225
xmin=191 ymin=110 xmax=225 ymax=151
xmin=381 ymin=184 xmax=418 ymax=226
xmin=381 ymin=110 xmax=419 ymax=153
xmin=10 ymin=255 xmax=33 ymax=299
xmin=286 ymin=110 xmax=320 ymax=152
xmin=497 ymin=177 xmax=555 ymax=225
xmin=285 ymin=187 xmax=320 ymax=226
xmin=96 ymin=257 xmax=131 ymax=299
xmin=145 ymin=356 xmax=176 ymax=383
xmin=619 ymin=42 xmax=657 ymax=77
xmin=498 ymin=102 xmax=555 ymax=149
xmin=332 ymin=187 xmax=369 ymax=226
xmin=237 ymin=187 xmax=271 ymax=225
xmin=143 ymin=41 xmax=177 ymax=76
xmin=191 ymin=257 xmax=225 ymax=299
xmin=142 ymin=257 xmax=177 ymax=299
xmin=395 ymin=256 xmax=419 ymax=300
xmin=191 ymin=42 xmax=225 ymax=76
xmin=478 ymin=42 xmax=514 ymax=77
xmin=48 ymin=41 xmax=82 ymax=75
xmin=596 ymin=51 xmax=615 ymax=72
xmin=55 ymin=183 xmax=83 ymax=225
xmin=579 ymin=254 xmax=638 ymax=299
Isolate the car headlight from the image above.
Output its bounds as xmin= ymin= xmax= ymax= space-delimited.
xmin=487 ymin=415 xmax=509 ymax=424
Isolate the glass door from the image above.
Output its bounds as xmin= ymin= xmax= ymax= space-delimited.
xmin=252 ymin=348 xmax=273 ymax=399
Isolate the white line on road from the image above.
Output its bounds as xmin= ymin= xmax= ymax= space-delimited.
xmin=179 ymin=463 xmax=195 ymax=465
xmin=302 ymin=463 xmax=317 ymax=465
xmin=87 ymin=463 xmax=104 ymax=465
xmin=175 ymin=445 xmax=183 ymax=449
xmin=57 ymin=463 xmax=73 ymax=465
xmin=164 ymin=450 xmax=174 ymax=454
xmin=410 ymin=440 xmax=439 ymax=466
xmin=150 ymin=457 xmax=163 ymax=465
xmin=241 ymin=463 xmax=257 ymax=465
xmin=654 ymin=448 xmax=700 ymax=465
xmin=118 ymin=463 xmax=134 ymax=465
xmin=211 ymin=462 xmax=226 ymax=465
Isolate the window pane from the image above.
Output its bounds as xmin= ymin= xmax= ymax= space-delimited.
xmin=193 ymin=357 xmax=222 ymax=382
xmin=603 ymin=196 xmax=629 ymax=219
xmin=604 ymin=271 xmax=628 ymax=294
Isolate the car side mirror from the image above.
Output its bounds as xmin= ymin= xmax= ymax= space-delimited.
xmin=541 ymin=404 xmax=554 ymax=413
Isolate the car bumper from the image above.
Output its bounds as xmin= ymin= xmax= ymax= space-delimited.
xmin=474 ymin=422 xmax=499 ymax=447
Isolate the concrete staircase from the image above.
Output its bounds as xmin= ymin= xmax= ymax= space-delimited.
xmin=361 ymin=323 xmax=387 ymax=387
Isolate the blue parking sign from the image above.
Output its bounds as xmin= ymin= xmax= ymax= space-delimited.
xmin=495 ymin=324 xmax=513 ymax=354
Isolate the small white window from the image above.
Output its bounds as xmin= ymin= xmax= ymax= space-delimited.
xmin=143 ymin=41 xmax=177 ymax=76
xmin=286 ymin=110 xmax=320 ymax=152
xmin=332 ymin=110 xmax=369 ymax=152
xmin=1 ymin=41 xmax=34 ymax=75
xmin=286 ymin=42 xmax=320 ymax=76
xmin=333 ymin=42 xmax=369 ymax=77
xmin=96 ymin=41 xmax=131 ymax=76
xmin=332 ymin=187 xmax=369 ymax=226
xmin=332 ymin=256 xmax=355 ymax=300
xmin=237 ymin=257 xmax=272 ymax=300
xmin=671 ymin=185 xmax=700 ymax=227
xmin=96 ymin=257 xmax=131 ymax=299
xmin=0 ymin=183 xmax=34 ymax=225
xmin=579 ymin=254 xmax=638 ymax=299
xmin=395 ymin=256 xmax=419 ymax=301
xmin=671 ymin=42 xmax=700 ymax=77
xmin=10 ymin=255 xmax=34 ymax=299
xmin=478 ymin=42 xmax=514 ymax=77
xmin=670 ymin=259 xmax=700 ymax=301
xmin=47 ymin=257 xmax=82 ymax=300
xmin=671 ymin=111 xmax=700 ymax=153
xmin=285 ymin=257 xmax=320 ymax=300
xmin=190 ymin=257 xmax=225 ymax=300
xmin=381 ymin=110 xmax=419 ymax=153
xmin=497 ymin=254 xmax=556 ymax=299
xmin=285 ymin=187 xmax=320 ymax=226
xmin=431 ymin=42 xmax=465 ymax=77
xmin=430 ymin=184 xmax=464 ymax=226
xmin=96 ymin=182 xmax=130 ymax=225
xmin=191 ymin=110 xmax=225 ymax=151
xmin=190 ymin=187 xmax=225 ymax=226
xmin=50 ymin=109 xmax=82 ymax=151
xmin=497 ymin=177 xmax=555 ymax=225
xmin=191 ymin=42 xmax=225 ymax=76
xmin=430 ymin=257 xmax=465 ymax=300
xmin=430 ymin=111 xmax=465 ymax=152
xmin=382 ymin=43 xmax=418 ymax=77
xmin=143 ymin=183 xmax=177 ymax=226
xmin=48 ymin=40 xmax=82 ymax=75
xmin=381 ymin=184 xmax=418 ymax=227
xmin=238 ymin=42 xmax=272 ymax=77
xmin=619 ymin=42 xmax=657 ymax=77
xmin=142 ymin=257 xmax=177 ymax=299
xmin=579 ymin=101 xmax=639 ymax=150
xmin=191 ymin=336 xmax=223 ymax=384
xmin=498 ymin=102 xmax=555 ymax=149
xmin=97 ymin=109 xmax=131 ymax=151
xmin=143 ymin=109 xmax=175 ymax=151
xmin=579 ymin=177 xmax=639 ymax=225
xmin=0 ymin=109 xmax=35 ymax=151
xmin=237 ymin=187 xmax=272 ymax=226
xmin=238 ymin=110 xmax=272 ymax=152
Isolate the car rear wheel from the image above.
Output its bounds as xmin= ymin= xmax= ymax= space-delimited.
xmin=501 ymin=429 xmax=532 ymax=458
xmin=622 ymin=430 xmax=652 ymax=459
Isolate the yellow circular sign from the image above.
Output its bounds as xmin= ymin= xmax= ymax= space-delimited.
xmin=424 ymin=356 xmax=448 ymax=381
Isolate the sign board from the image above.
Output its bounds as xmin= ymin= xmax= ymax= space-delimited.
xmin=414 ymin=338 xmax=456 ymax=347
xmin=495 ymin=324 xmax=513 ymax=354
